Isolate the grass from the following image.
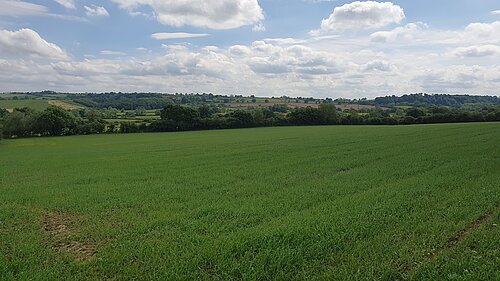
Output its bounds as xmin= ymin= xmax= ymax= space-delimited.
xmin=1 ymin=123 xmax=499 ymax=280
xmin=0 ymin=100 xmax=49 ymax=111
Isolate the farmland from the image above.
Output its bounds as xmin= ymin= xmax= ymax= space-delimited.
xmin=0 ymin=100 xmax=49 ymax=111
xmin=1 ymin=123 xmax=499 ymax=280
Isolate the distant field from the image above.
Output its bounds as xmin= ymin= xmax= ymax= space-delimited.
xmin=0 ymin=99 xmax=83 ymax=111
xmin=1 ymin=123 xmax=499 ymax=280
xmin=0 ymin=99 xmax=49 ymax=110
xmin=48 ymin=100 xmax=83 ymax=110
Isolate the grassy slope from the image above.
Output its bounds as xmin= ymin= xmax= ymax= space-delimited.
xmin=0 ymin=100 xmax=49 ymax=111
xmin=1 ymin=123 xmax=499 ymax=280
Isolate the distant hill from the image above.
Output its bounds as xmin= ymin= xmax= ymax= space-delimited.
xmin=373 ymin=94 xmax=500 ymax=107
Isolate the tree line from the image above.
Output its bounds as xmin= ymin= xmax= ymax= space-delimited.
xmin=372 ymin=93 xmax=500 ymax=107
xmin=0 ymin=106 xmax=106 ymax=138
xmin=1 ymin=104 xmax=499 ymax=139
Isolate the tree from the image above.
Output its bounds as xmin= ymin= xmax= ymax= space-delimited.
xmin=35 ymin=106 xmax=77 ymax=136
xmin=229 ymin=110 xmax=255 ymax=128
xmin=288 ymin=107 xmax=322 ymax=125
xmin=0 ymin=108 xmax=7 ymax=118
xmin=199 ymin=105 xmax=214 ymax=118
xmin=3 ymin=110 xmax=34 ymax=137
xmin=158 ymin=105 xmax=201 ymax=131
xmin=270 ymin=104 xmax=288 ymax=113
xmin=406 ymin=107 xmax=426 ymax=119
xmin=86 ymin=110 xmax=103 ymax=122
xmin=160 ymin=105 xmax=200 ymax=122
xmin=318 ymin=104 xmax=338 ymax=124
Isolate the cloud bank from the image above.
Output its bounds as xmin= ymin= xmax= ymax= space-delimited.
xmin=111 ymin=0 xmax=264 ymax=29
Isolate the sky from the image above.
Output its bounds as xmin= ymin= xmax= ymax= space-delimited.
xmin=0 ymin=0 xmax=499 ymax=98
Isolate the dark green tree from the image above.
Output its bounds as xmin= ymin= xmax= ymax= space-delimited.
xmin=318 ymin=104 xmax=338 ymax=124
xmin=35 ymin=106 xmax=77 ymax=136
xmin=3 ymin=110 xmax=34 ymax=137
xmin=160 ymin=105 xmax=200 ymax=122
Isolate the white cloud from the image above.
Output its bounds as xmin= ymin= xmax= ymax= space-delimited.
xmin=151 ymin=33 xmax=209 ymax=40
xmin=363 ymin=59 xmax=394 ymax=71
xmin=369 ymin=21 xmax=500 ymax=46
xmin=370 ymin=22 xmax=428 ymax=43
xmin=232 ymin=41 xmax=348 ymax=77
xmin=464 ymin=21 xmax=500 ymax=39
xmin=0 ymin=28 xmax=69 ymax=60
xmin=0 ymin=0 xmax=84 ymax=21
xmin=414 ymin=65 xmax=499 ymax=92
xmin=53 ymin=0 xmax=75 ymax=9
xmin=228 ymin=45 xmax=252 ymax=56
xmin=317 ymin=1 xmax=405 ymax=33
xmin=0 ymin=20 xmax=499 ymax=98
xmin=453 ymin=45 xmax=500 ymax=57
xmin=84 ymin=5 xmax=109 ymax=17
xmin=110 ymin=0 xmax=264 ymax=29
xmin=263 ymin=38 xmax=308 ymax=45
xmin=100 ymin=50 xmax=127 ymax=56
xmin=492 ymin=10 xmax=500 ymax=15
xmin=252 ymin=22 xmax=266 ymax=32
xmin=0 ymin=0 xmax=48 ymax=16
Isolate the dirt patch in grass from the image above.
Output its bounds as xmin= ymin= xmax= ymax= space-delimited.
xmin=43 ymin=211 xmax=97 ymax=262
xmin=402 ymin=206 xmax=499 ymax=275
xmin=48 ymin=100 xmax=82 ymax=110
xmin=447 ymin=210 xmax=496 ymax=247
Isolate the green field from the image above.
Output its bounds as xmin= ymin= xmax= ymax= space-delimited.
xmin=1 ymin=123 xmax=499 ymax=280
xmin=0 ymin=100 xmax=49 ymax=111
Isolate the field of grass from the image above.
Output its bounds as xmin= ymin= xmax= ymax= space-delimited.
xmin=1 ymin=123 xmax=499 ymax=280
xmin=0 ymin=100 xmax=49 ymax=111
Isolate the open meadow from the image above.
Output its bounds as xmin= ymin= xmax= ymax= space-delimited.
xmin=1 ymin=123 xmax=499 ymax=280
xmin=0 ymin=100 xmax=49 ymax=111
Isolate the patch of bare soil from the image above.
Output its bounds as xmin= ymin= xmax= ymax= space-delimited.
xmin=402 ymin=206 xmax=499 ymax=276
xmin=447 ymin=210 xmax=495 ymax=247
xmin=48 ymin=100 xmax=82 ymax=110
xmin=43 ymin=211 xmax=97 ymax=262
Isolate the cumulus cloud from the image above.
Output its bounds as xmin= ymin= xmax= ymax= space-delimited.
xmin=0 ymin=19 xmax=499 ymax=98
xmin=363 ymin=59 xmax=394 ymax=71
xmin=368 ymin=21 xmax=500 ymax=47
xmin=492 ymin=10 xmax=500 ymax=15
xmin=0 ymin=28 xmax=69 ymax=60
xmin=453 ymin=45 xmax=500 ymax=57
xmin=110 ymin=0 xmax=264 ymax=29
xmin=464 ymin=21 xmax=500 ymax=39
xmin=233 ymin=41 xmax=348 ymax=77
xmin=316 ymin=1 xmax=405 ymax=33
xmin=151 ymin=33 xmax=209 ymax=40
xmin=413 ymin=65 xmax=495 ymax=92
xmin=53 ymin=0 xmax=75 ymax=9
xmin=84 ymin=5 xmax=109 ymax=17
xmin=370 ymin=22 xmax=427 ymax=42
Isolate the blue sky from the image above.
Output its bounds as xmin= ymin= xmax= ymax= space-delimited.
xmin=0 ymin=0 xmax=499 ymax=98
